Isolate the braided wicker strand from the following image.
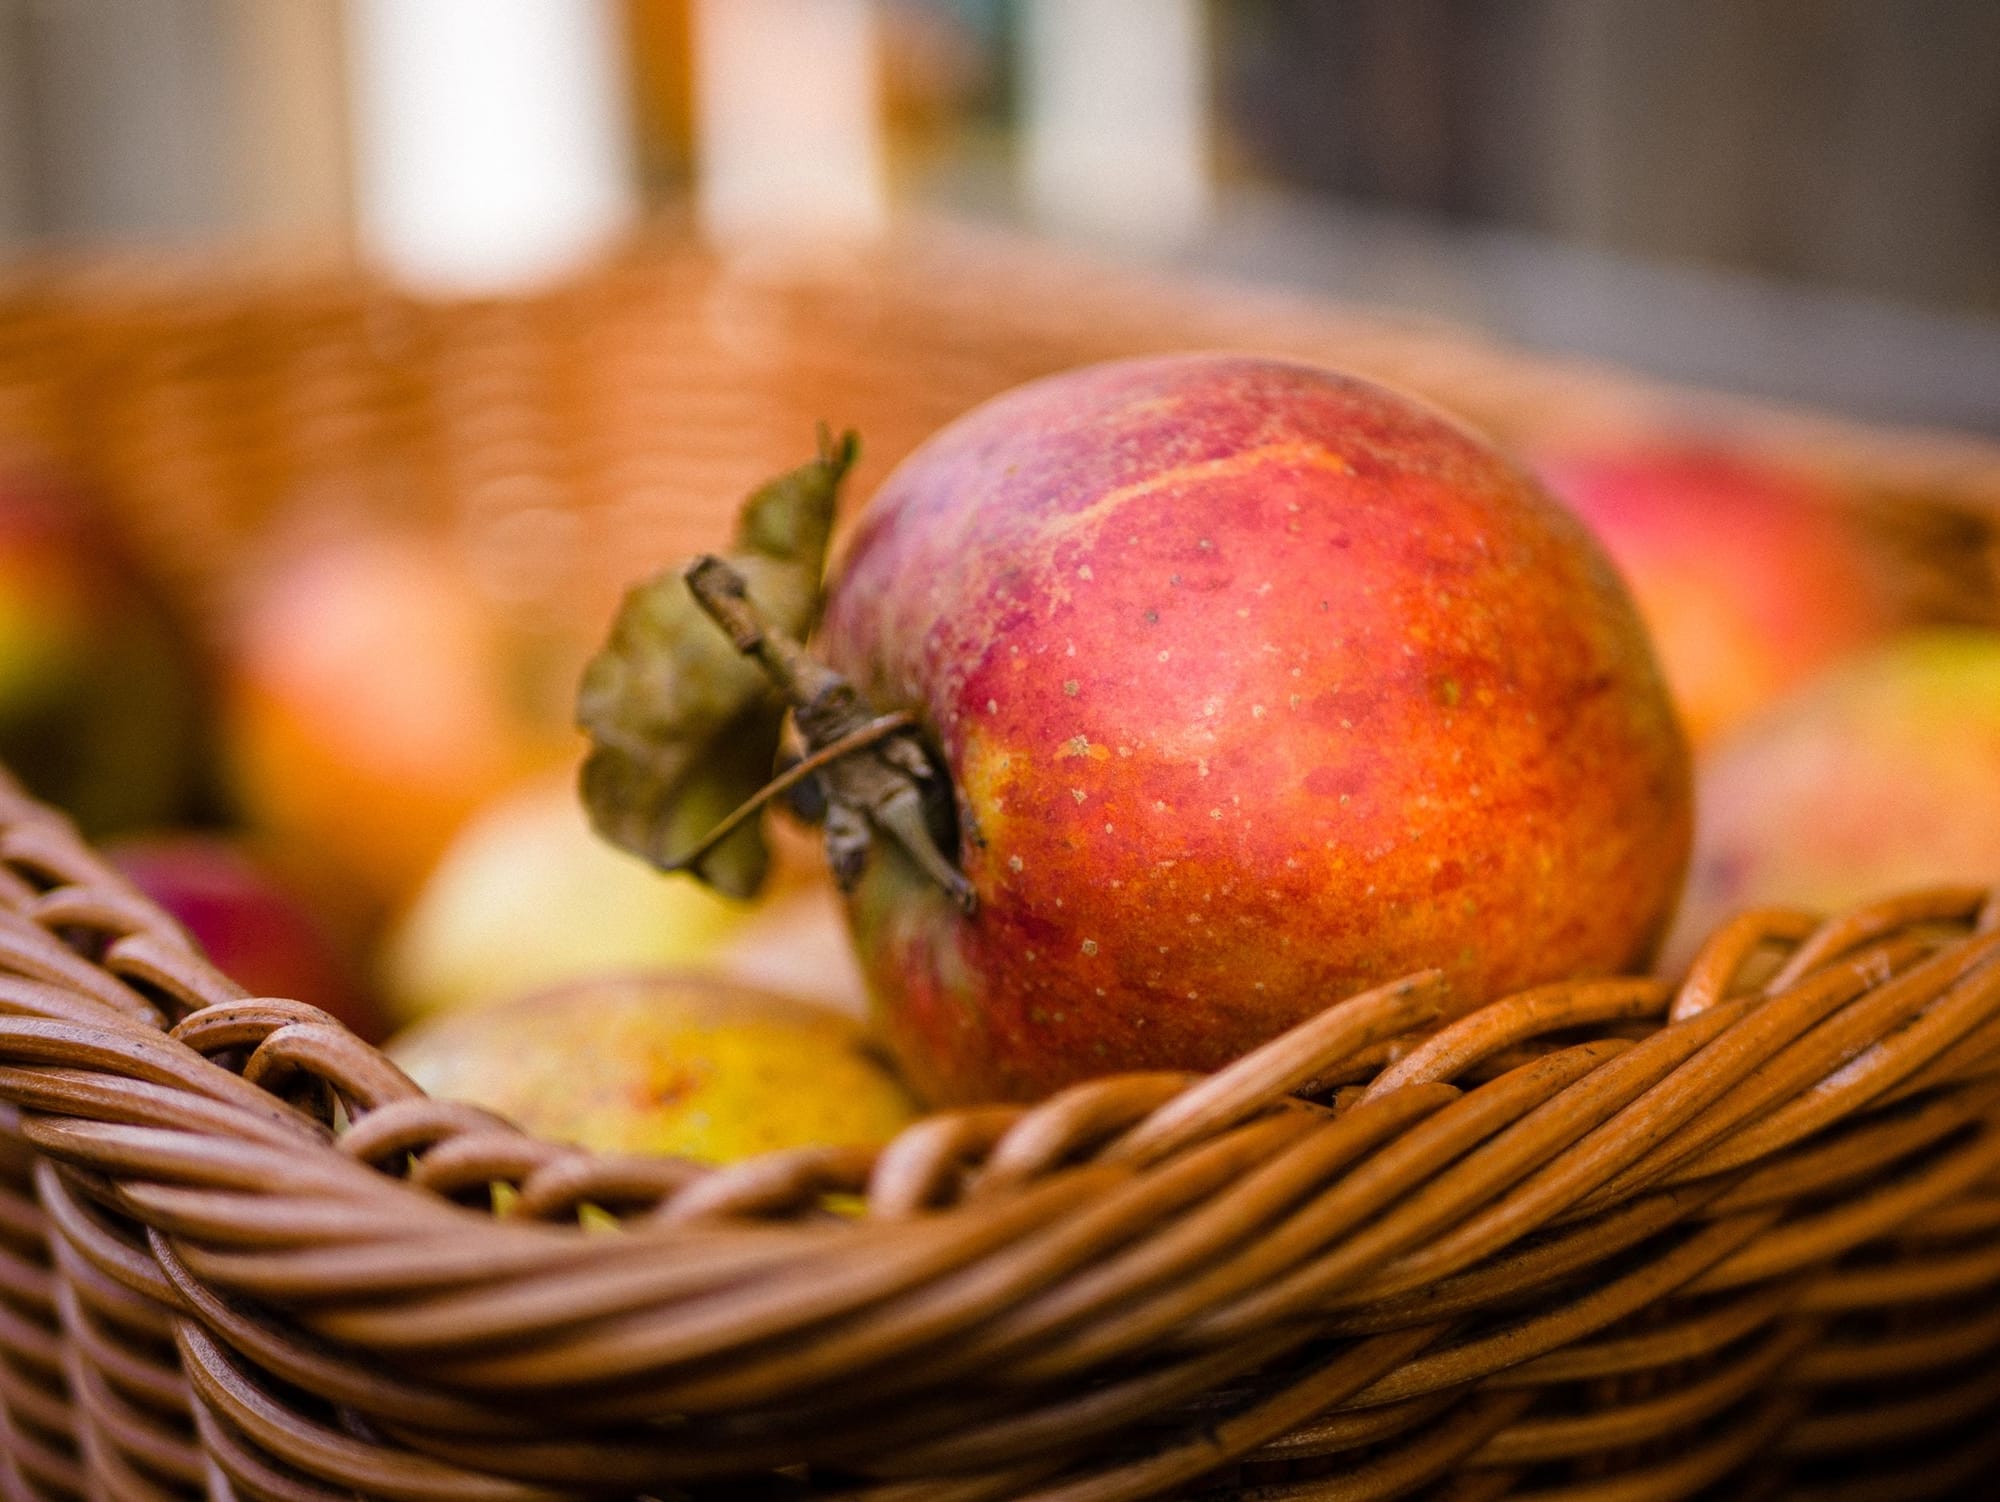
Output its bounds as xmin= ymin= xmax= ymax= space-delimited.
xmin=0 ymin=780 xmax=1985 ymax=1498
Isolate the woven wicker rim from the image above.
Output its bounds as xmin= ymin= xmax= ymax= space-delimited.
xmin=0 ymin=773 xmax=1990 ymax=1499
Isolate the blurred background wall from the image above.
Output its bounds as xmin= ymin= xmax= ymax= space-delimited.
xmin=1222 ymin=0 xmax=2000 ymax=318
xmin=0 ymin=0 xmax=1994 ymax=429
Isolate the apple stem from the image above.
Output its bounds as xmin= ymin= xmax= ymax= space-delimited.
xmin=684 ymin=556 xmax=978 ymax=916
xmin=655 ymin=710 xmax=917 ymax=877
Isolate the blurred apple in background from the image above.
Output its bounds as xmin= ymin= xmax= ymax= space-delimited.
xmin=0 ymin=468 xmax=208 ymax=837
xmin=1535 ymin=446 xmax=1894 ymax=747
xmin=388 ymin=973 xmax=918 ymax=1163
xmin=1664 ymin=628 xmax=2000 ymax=971
xmin=382 ymin=772 xmax=753 ymax=1025
xmin=109 ymin=833 xmax=386 ymax=1041
xmin=222 ymin=530 xmax=570 ymax=917
xmin=711 ymin=882 xmax=869 ymax=1018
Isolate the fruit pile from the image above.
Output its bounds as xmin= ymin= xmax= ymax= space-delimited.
xmin=5 ymin=352 xmax=1996 ymax=1163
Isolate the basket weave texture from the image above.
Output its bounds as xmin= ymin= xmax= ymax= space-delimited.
xmin=2 ymin=223 xmax=1997 ymax=648
xmin=0 ymin=781 xmax=1995 ymax=1501
xmin=0 ymin=225 xmax=1999 ymax=1500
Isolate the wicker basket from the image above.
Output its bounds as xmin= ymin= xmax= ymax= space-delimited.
xmin=3 ymin=222 xmax=1996 ymax=647
xmin=0 ymin=223 xmax=1997 ymax=1501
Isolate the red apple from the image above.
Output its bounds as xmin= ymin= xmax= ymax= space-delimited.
xmin=1663 ymin=629 xmax=2000 ymax=973
xmin=818 ymin=355 xmax=1692 ymax=1104
xmin=109 ymin=834 xmax=387 ymax=1042
xmin=223 ymin=531 xmax=572 ymax=914
xmin=1533 ymin=446 xmax=1892 ymax=748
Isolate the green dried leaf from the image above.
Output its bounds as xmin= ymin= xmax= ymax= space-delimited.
xmin=575 ymin=431 xmax=857 ymax=898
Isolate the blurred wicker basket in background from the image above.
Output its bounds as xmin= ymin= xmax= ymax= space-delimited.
xmin=0 ymin=224 xmax=1994 ymax=1500
xmin=2 ymin=222 xmax=1996 ymax=646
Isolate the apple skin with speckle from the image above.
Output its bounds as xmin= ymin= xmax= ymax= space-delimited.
xmin=819 ymin=356 xmax=1692 ymax=1105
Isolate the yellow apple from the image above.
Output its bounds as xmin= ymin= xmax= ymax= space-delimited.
xmin=387 ymin=973 xmax=919 ymax=1163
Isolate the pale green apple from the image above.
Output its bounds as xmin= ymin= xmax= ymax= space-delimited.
xmin=383 ymin=773 xmax=751 ymax=1023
